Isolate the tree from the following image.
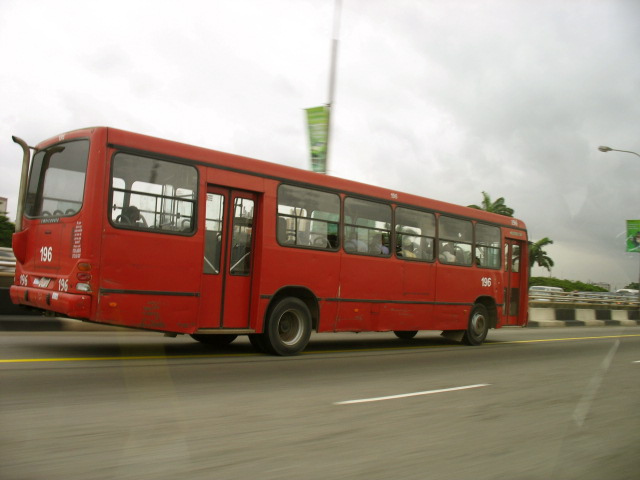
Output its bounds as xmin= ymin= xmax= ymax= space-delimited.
xmin=0 ymin=216 xmax=14 ymax=247
xmin=529 ymin=237 xmax=554 ymax=273
xmin=468 ymin=191 xmax=514 ymax=217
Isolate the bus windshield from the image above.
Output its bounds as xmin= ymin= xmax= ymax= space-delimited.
xmin=25 ymin=139 xmax=90 ymax=218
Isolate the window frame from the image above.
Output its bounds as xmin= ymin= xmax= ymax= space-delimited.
xmin=437 ymin=215 xmax=473 ymax=266
xmin=343 ymin=196 xmax=392 ymax=257
xmin=395 ymin=207 xmax=436 ymax=263
xmin=276 ymin=184 xmax=341 ymax=251
xmin=109 ymin=152 xmax=198 ymax=236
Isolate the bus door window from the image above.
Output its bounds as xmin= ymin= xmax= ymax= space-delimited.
xmin=505 ymin=241 xmax=521 ymax=316
xmin=204 ymin=193 xmax=224 ymax=274
xmin=230 ymin=197 xmax=254 ymax=276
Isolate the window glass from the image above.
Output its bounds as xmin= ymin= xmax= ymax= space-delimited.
xmin=277 ymin=185 xmax=340 ymax=250
xmin=111 ymin=153 xmax=197 ymax=234
xmin=203 ymin=193 xmax=224 ymax=274
xmin=511 ymin=244 xmax=521 ymax=273
xmin=475 ymin=223 xmax=501 ymax=269
xmin=344 ymin=198 xmax=391 ymax=256
xmin=438 ymin=216 xmax=472 ymax=266
xmin=25 ymin=140 xmax=89 ymax=217
xmin=230 ymin=197 xmax=254 ymax=276
xmin=395 ymin=208 xmax=435 ymax=261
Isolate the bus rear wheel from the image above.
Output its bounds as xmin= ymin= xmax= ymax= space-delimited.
xmin=190 ymin=334 xmax=238 ymax=346
xmin=262 ymin=297 xmax=311 ymax=356
xmin=393 ymin=330 xmax=418 ymax=340
xmin=462 ymin=304 xmax=489 ymax=346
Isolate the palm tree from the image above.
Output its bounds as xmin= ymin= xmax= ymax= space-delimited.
xmin=468 ymin=192 xmax=514 ymax=217
xmin=529 ymin=237 xmax=554 ymax=273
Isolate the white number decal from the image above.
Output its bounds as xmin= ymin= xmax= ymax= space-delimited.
xmin=20 ymin=274 xmax=28 ymax=286
xmin=481 ymin=277 xmax=492 ymax=287
xmin=59 ymin=279 xmax=68 ymax=292
xmin=390 ymin=193 xmax=398 ymax=199
xmin=40 ymin=246 xmax=53 ymax=262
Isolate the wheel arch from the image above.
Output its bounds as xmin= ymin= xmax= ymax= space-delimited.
xmin=264 ymin=286 xmax=320 ymax=332
xmin=474 ymin=295 xmax=498 ymax=329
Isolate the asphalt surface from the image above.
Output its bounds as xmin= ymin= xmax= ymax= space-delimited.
xmin=1 ymin=328 xmax=639 ymax=480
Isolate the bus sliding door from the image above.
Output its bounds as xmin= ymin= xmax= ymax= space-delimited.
xmin=199 ymin=186 xmax=256 ymax=329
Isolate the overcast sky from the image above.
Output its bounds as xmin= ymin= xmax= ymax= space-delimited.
xmin=1 ymin=0 xmax=639 ymax=289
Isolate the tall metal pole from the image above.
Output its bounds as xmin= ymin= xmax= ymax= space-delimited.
xmin=598 ymin=146 xmax=640 ymax=301
xmin=325 ymin=0 xmax=342 ymax=174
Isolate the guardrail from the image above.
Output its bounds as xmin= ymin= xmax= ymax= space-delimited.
xmin=0 ymin=260 xmax=16 ymax=269
xmin=529 ymin=290 xmax=639 ymax=308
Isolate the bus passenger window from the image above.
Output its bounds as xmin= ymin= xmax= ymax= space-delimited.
xmin=111 ymin=153 xmax=197 ymax=235
xmin=344 ymin=197 xmax=391 ymax=257
xmin=395 ymin=208 xmax=435 ymax=262
xmin=475 ymin=224 xmax=501 ymax=269
xmin=277 ymin=184 xmax=340 ymax=250
xmin=438 ymin=216 xmax=472 ymax=266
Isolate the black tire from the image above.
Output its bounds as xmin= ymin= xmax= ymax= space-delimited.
xmin=393 ymin=330 xmax=418 ymax=340
xmin=262 ymin=297 xmax=312 ymax=356
xmin=190 ymin=334 xmax=238 ymax=346
xmin=462 ymin=304 xmax=489 ymax=346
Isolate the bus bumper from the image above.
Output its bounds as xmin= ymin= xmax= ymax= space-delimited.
xmin=10 ymin=286 xmax=92 ymax=319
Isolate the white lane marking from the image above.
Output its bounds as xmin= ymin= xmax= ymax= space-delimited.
xmin=572 ymin=339 xmax=620 ymax=427
xmin=333 ymin=384 xmax=490 ymax=405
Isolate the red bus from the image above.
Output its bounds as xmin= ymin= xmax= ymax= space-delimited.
xmin=10 ymin=127 xmax=528 ymax=355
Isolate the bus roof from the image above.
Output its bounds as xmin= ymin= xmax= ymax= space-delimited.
xmin=37 ymin=126 xmax=527 ymax=232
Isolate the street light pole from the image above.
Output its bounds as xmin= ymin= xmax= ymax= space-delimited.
xmin=598 ymin=145 xmax=640 ymax=158
xmin=598 ymin=145 xmax=640 ymax=301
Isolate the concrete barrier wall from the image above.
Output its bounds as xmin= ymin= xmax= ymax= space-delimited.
xmin=529 ymin=306 xmax=640 ymax=327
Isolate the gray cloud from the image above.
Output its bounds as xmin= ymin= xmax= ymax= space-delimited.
xmin=1 ymin=0 xmax=638 ymax=288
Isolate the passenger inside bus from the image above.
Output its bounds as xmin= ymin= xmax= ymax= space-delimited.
xmin=118 ymin=206 xmax=147 ymax=228
xmin=398 ymin=234 xmax=417 ymax=258
xmin=439 ymin=242 xmax=456 ymax=263
xmin=345 ymin=231 xmax=367 ymax=253
xmin=368 ymin=233 xmax=390 ymax=255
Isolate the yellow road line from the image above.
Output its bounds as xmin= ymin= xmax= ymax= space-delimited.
xmin=1 ymin=333 xmax=639 ymax=364
xmin=0 ymin=353 xmax=258 ymax=363
xmin=500 ymin=334 xmax=640 ymax=344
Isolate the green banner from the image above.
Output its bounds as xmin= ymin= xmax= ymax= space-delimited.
xmin=627 ymin=220 xmax=640 ymax=253
xmin=305 ymin=106 xmax=329 ymax=174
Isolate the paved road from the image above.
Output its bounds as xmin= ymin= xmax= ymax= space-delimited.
xmin=1 ymin=327 xmax=639 ymax=480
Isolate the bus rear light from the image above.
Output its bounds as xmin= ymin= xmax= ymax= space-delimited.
xmin=77 ymin=272 xmax=92 ymax=282
xmin=76 ymin=283 xmax=91 ymax=292
xmin=78 ymin=263 xmax=92 ymax=272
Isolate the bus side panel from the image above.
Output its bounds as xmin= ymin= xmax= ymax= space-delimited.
xmin=257 ymin=241 xmax=342 ymax=331
xmin=433 ymin=266 xmax=476 ymax=330
xmin=96 ymin=228 xmax=203 ymax=333
xmin=334 ymin=256 xmax=436 ymax=332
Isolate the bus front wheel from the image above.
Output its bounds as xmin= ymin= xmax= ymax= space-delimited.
xmin=263 ymin=297 xmax=312 ymax=356
xmin=462 ymin=304 xmax=489 ymax=346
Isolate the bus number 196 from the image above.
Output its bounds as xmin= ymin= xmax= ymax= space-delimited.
xmin=481 ymin=277 xmax=492 ymax=287
xmin=40 ymin=246 xmax=53 ymax=262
